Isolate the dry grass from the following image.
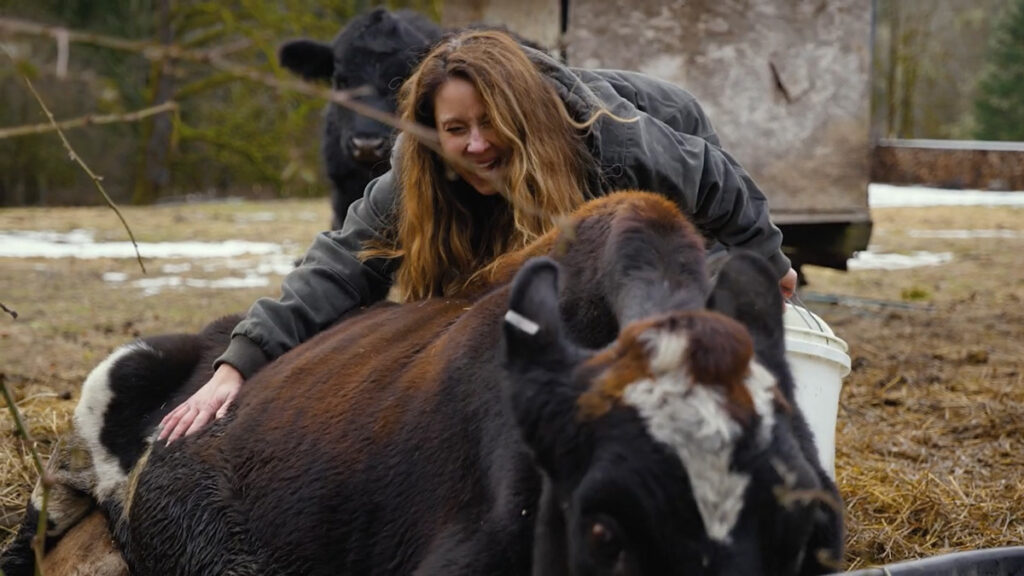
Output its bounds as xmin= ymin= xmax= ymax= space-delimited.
xmin=0 ymin=198 xmax=331 ymax=543
xmin=1 ymin=198 xmax=1022 ymax=571
xmin=806 ymin=205 xmax=1024 ymax=569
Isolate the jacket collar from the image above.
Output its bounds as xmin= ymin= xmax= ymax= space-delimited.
xmin=520 ymin=45 xmax=603 ymax=125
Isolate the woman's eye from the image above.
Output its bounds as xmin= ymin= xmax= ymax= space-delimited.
xmin=445 ymin=126 xmax=466 ymax=135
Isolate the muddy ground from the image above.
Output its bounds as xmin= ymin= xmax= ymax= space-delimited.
xmin=1 ymin=197 xmax=1022 ymax=571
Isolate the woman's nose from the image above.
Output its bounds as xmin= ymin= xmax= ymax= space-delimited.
xmin=466 ymin=128 xmax=490 ymax=154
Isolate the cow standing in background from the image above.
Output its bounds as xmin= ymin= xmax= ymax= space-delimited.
xmin=278 ymin=8 xmax=442 ymax=229
xmin=278 ymin=9 xmax=547 ymax=231
xmin=1 ymin=191 xmax=843 ymax=576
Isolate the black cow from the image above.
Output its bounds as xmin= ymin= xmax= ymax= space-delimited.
xmin=279 ymin=8 xmax=442 ymax=229
xmin=1 ymin=192 xmax=843 ymax=576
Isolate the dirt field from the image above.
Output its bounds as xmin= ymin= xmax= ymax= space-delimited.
xmin=1 ymin=197 xmax=1022 ymax=571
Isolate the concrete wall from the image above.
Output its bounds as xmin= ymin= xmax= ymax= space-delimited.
xmin=439 ymin=0 xmax=874 ymax=266
xmin=440 ymin=0 xmax=563 ymax=53
xmin=563 ymin=0 xmax=872 ymax=224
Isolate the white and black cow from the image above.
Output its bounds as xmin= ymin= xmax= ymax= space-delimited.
xmin=279 ymin=8 xmax=442 ymax=229
xmin=1 ymin=192 xmax=843 ymax=576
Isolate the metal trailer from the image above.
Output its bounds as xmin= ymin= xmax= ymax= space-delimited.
xmin=443 ymin=0 xmax=873 ymax=273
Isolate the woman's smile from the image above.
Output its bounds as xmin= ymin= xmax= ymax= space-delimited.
xmin=434 ymin=77 xmax=510 ymax=196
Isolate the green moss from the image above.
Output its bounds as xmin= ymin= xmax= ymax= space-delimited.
xmin=901 ymin=286 xmax=931 ymax=301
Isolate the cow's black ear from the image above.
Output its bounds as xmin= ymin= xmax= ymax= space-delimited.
xmin=503 ymin=257 xmax=568 ymax=366
xmin=504 ymin=258 xmax=591 ymax=480
xmin=278 ymin=40 xmax=334 ymax=81
xmin=706 ymin=251 xmax=787 ymax=363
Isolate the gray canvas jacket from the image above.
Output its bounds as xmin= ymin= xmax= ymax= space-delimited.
xmin=217 ymin=48 xmax=792 ymax=378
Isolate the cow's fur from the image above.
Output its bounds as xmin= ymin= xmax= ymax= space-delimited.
xmin=1 ymin=191 xmax=843 ymax=575
xmin=279 ymin=8 xmax=442 ymax=229
xmin=40 ymin=511 xmax=127 ymax=576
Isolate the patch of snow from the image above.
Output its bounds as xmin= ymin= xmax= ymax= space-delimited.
xmin=907 ymin=229 xmax=1020 ymax=239
xmin=847 ymin=250 xmax=953 ymax=271
xmin=0 ymin=230 xmax=281 ymax=260
xmin=869 ymin=184 xmax=1024 ymax=208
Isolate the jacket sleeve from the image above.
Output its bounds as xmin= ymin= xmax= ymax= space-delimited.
xmin=586 ymin=73 xmax=791 ymax=278
xmin=215 ymin=169 xmax=399 ymax=378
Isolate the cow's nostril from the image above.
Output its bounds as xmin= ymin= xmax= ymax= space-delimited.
xmin=351 ymin=137 xmax=387 ymax=153
xmin=349 ymin=137 xmax=388 ymax=163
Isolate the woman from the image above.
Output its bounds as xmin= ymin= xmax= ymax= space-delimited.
xmin=159 ymin=29 xmax=798 ymax=443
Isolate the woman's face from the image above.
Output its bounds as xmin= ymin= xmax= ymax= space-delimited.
xmin=434 ymin=77 xmax=509 ymax=196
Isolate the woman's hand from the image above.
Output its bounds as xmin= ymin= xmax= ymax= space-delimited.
xmin=779 ymin=267 xmax=798 ymax=300
xmin=158 ymin=363 xmax=244 ymax=445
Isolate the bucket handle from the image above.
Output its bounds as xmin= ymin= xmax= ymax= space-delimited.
xmin=787 ymin=293 xmax=825 ymax=333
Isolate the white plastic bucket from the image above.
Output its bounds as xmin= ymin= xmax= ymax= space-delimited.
xmin=783 ymin=304 xmax=851 ymax=479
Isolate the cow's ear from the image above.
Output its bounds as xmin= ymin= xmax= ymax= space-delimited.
xmin=278 ymin=40 xmax=334 ymax=81
xmin=503 ymin=258 xmax=591 ymax=480
xmin=503 ymin=257 xmax=569 ymax=366
xmin=706 ymin=251 xmax=787 ymax=363
xmin=706 ymin=250 xmax=799 ymax=408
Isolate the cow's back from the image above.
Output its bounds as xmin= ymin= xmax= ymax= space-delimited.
xmin=121 ymin=290 xmax=536 ymax=575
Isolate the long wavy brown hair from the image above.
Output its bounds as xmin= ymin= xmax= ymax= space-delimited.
xmin=361 ymin=30 xmax=597 ymax=301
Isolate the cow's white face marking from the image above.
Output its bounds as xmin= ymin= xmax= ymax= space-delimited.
xmin=745 ymin=362 xmax=777 ymax=447
xmin=74 ymin=341 xmax=155 ymax=504
xmin=622 ymin=328 xmax=777 ymax=543
xmin=644 ymin=331 xmax=690 ymax=375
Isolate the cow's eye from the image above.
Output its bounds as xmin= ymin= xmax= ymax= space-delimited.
xmin=585 ymin=518 xmax=623 ymax=563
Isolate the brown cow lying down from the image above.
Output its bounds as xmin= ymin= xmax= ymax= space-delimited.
xmin=0 ymin=191 xmax=843 ymax=576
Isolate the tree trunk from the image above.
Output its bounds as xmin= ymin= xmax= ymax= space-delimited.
xmin=885 ymin=1 xmax=899 ymax=138
xmin=133 ymin=0 xmax=175 ymax=204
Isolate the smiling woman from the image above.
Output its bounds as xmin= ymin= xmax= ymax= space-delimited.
xmin=158 ymin=28 xmax=798 ymax=450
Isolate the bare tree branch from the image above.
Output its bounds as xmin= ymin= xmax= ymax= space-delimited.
xmin=0 ymin=17 xmax=569 ymax=246
xmin=2 ymin=45 xmax=147 ymax=274
xmin=0 ymin=101 xmax=179 ymax=139
xmin=0 ymin=17 xmax=440 ymax=149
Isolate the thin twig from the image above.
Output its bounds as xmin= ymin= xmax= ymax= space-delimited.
xmin=0 ymin=373 xmax=51 ymax=571
xmin=0 ymin=377 xmax=45 ymax=477
xmin=0 ymin=101 xmax=178 ymax=139
xmin=0 ymin=301 xmax=17 ymax=319
xmin=1 ymin=45 xmax=146 ymax=274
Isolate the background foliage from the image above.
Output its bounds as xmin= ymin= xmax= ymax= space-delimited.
xmin=871 ymin=0 xmax=1024 ymax=141
xmin=973 ymin=0 xmax=1024 ymax=141
xmin=2 ymin=0 xmax=1024 ymax=206
xmin=0 ymin=0 xmax=439 ymax=207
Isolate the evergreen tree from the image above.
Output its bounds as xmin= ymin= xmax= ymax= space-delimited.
xmin=973 ymin=0 xmax=1024 ymax=141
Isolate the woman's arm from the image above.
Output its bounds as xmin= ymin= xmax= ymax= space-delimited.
xmin=218 ymin=169 xmax=399 ymax=377
xmin=158 ymin=169 xmax=401 ymax=443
